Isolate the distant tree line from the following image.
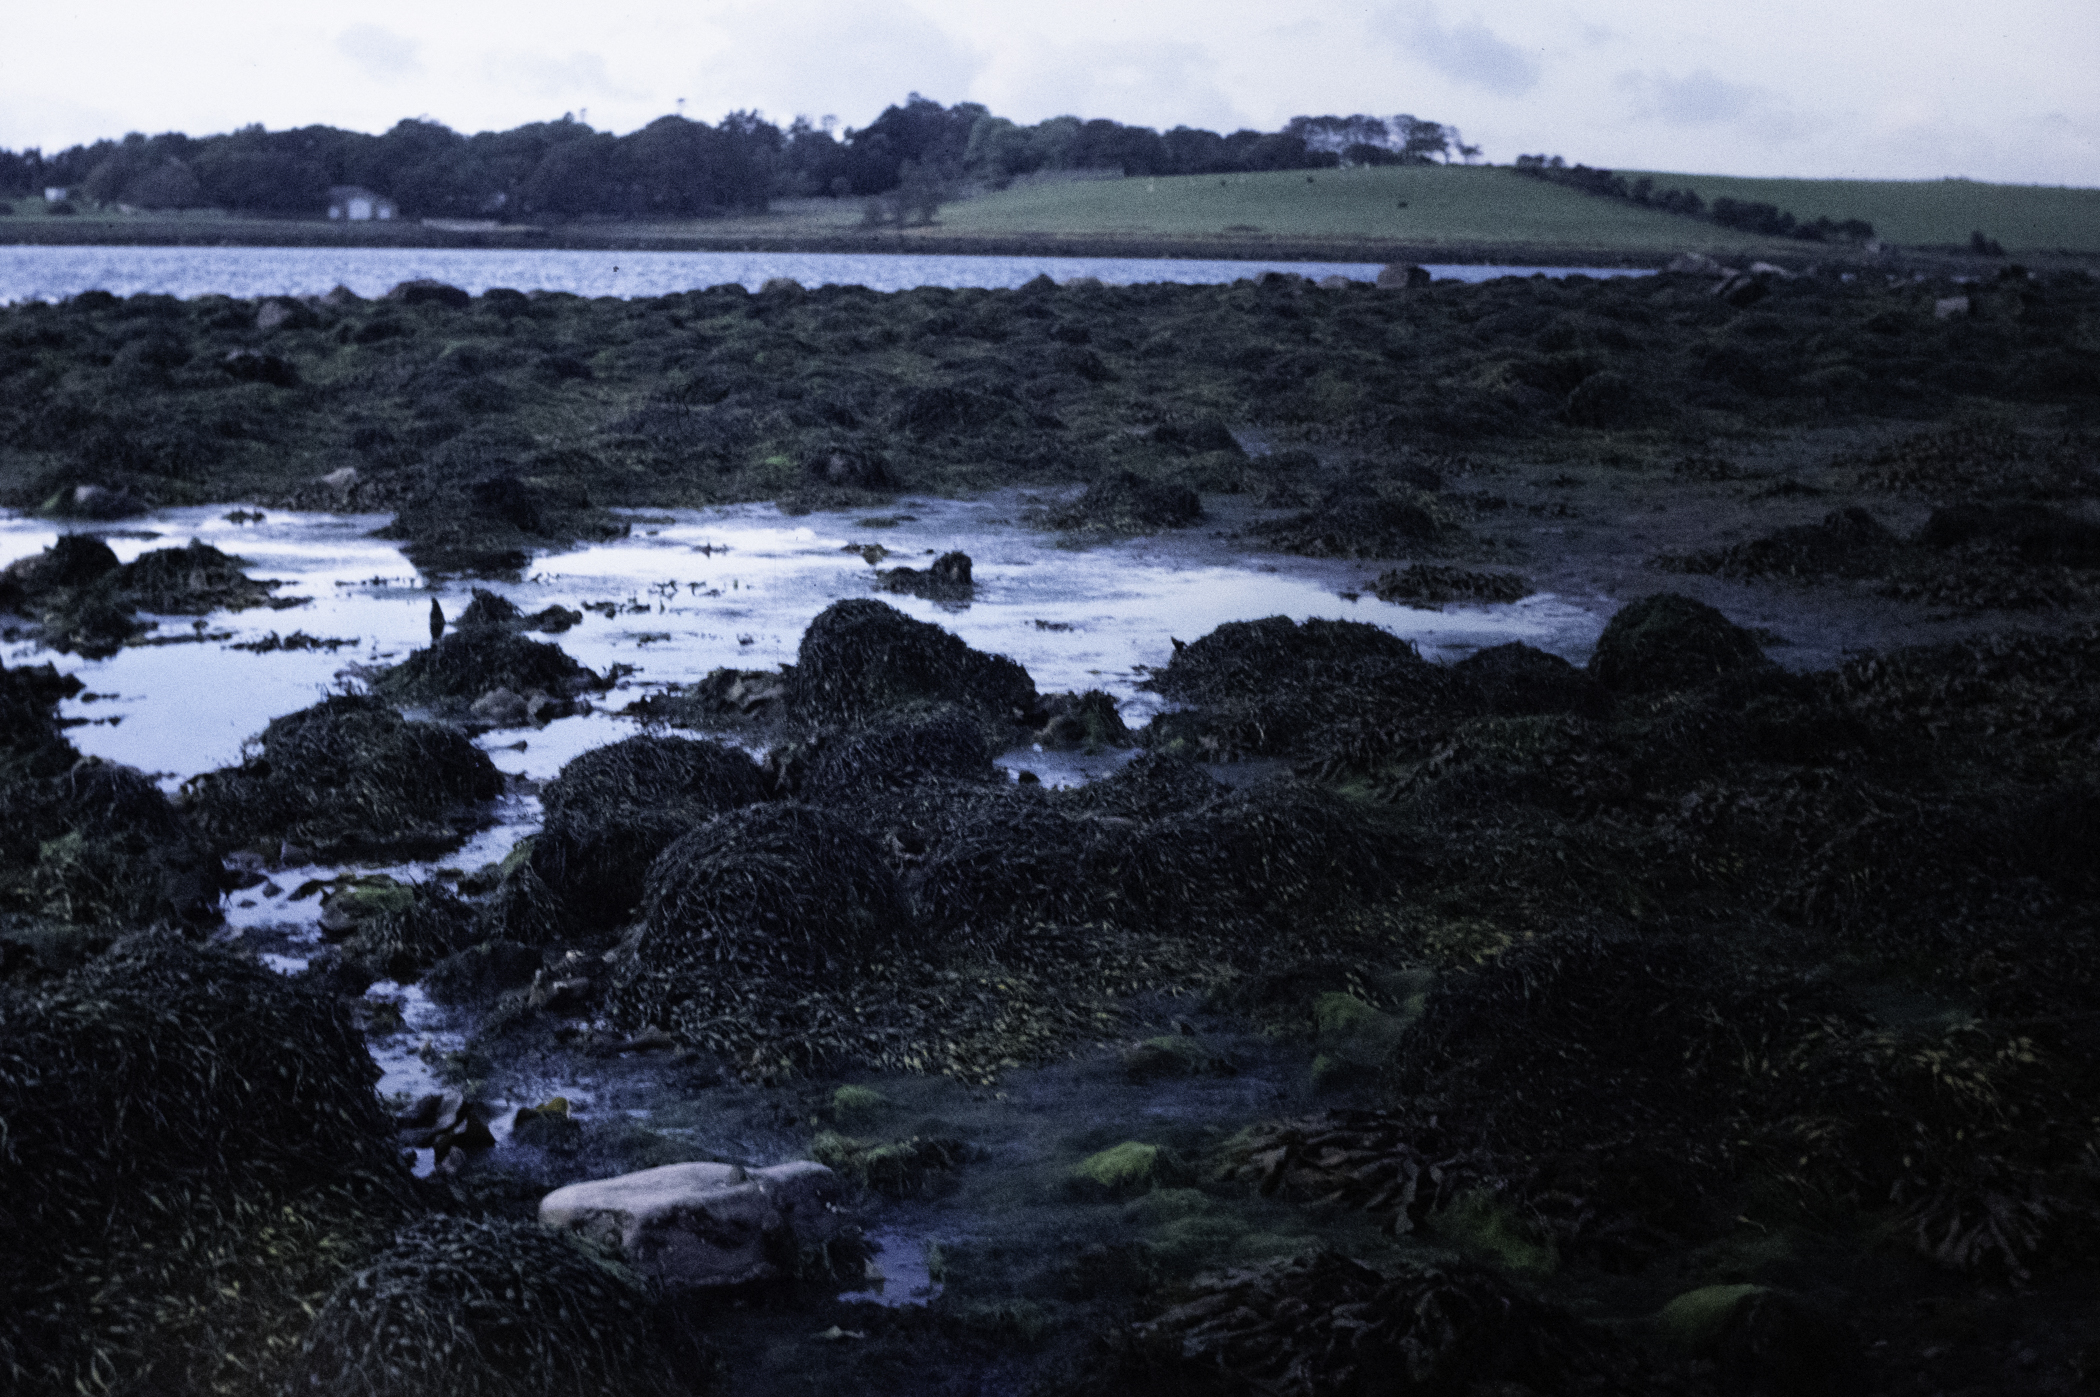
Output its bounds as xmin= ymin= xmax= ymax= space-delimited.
xmin=0 ymin=95 xmax=1479 ymax=222
xmin=1514 ymin=154 xmax=1876 ymax=245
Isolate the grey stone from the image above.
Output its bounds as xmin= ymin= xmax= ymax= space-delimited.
xmin=539 ymin=1160 xmax=847 ymax=1287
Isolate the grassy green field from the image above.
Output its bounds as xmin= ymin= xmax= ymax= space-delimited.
xmin=931 ymin=165 xmax=1779 ymax=256
xmin=6 ymin=165 xmax=2092 ymax=259
xmin=1624 ymin=170 xmax=2100 ymax=252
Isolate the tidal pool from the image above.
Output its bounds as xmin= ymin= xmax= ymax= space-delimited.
xmin=1 ymin=493 xmax=1608 ymax=791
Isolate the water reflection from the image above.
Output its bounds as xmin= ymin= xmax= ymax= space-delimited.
xmin=0 ymin=244 xmax=1652 ymax=304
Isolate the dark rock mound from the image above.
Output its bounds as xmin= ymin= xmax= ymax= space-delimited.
xmin=1142 ymin=615 xmax=1470 ymax=759
xmin=805 ymin=445 xmax=892 ymax=489
xmin=613 ymin=804 xmax=918 ymax=1028
xmin=378 ymin=475 xmax=626 ymax=576
xmin=2 ymin=533 xmax=119 ymax=593
xmin=800 ymin=706 xmax=997 ymax=802
xmin=383 ymin=278 xmax=472 ymax=309
xmin=1035 ymin=689 xmax=1133 ymax=750
xmin=1663 ymin=506 xmax=1903 ymax=580
xmin=179 ymin=693 xmax=502 ymax=859
xmin=1103 ymin=1250 xmax=1653 ymax=1397
xmin=530 ymin=735 xmax=768 ymax=931
xmin=784 ymin=598 xmax=1038 ymax=729
xmin=911 ymin=774 xmax=1385 ymax=942
xmin=2 ymin=757 xmax=229 ymax=938
xmin=1372 ymin=562 xmax=1533 ymax=606
xmin=1251 ymin=484 xmax=1445 ymax=558
xmin=116 ymin=538 xmax=286 ymax=613
xmin=287 ymin=1215 xmax=695 ymax=1397
xmin=423 ymin=939 xmax=544 ymax=1006
xmin=1 ymin=933 xmax=412 ymax=1396
xmin=1047 ymin=471 xmax=1203 ymax=532
xmin=373 ymin=625 xmax=605 ymax=707
xmin=220 ymin=348 xmax=300 ymax=386
xmin=1150 ymin=417 xmax=1244 ymax=455
xmin=1917 ymin=501 xmax=2100 ymax=567
xmin=876 ymin=549 xmax=975 ymax=602
xmin=1149 ymin=616 xmax=1425 ymax=708
xmin=1587 ymin=593 xmax=1767 ymax=694
xmin=323 ymin=880 xmax=481 ymax=983
xmin=453 ymin=586 xmax=582 ymax=633
xmin=1456 ymin=642 xmax=1612 ymax=718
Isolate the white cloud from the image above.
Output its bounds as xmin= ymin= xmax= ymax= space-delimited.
xmin=336 ymin=24 xmax=421 ymax=83
xmin=1381 ymin=4 xmax=1542 ymax=97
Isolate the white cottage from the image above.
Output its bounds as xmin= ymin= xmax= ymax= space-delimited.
xmin=326 ymin=186 xmax=396 ymax=222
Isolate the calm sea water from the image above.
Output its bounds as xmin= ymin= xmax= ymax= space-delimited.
xmin=0 ymin=244 xmax=1652 ymax=303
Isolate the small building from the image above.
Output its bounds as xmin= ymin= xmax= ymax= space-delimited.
xmin=326 ymin=186 xmax=396 ymax=222
xmin=43 ymin=187 xmax=68 ymax=202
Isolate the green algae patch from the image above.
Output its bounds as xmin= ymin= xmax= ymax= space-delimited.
xmin=1069 ymin=1142 xmax=1189 ymax=1200
xmin=812 ymin=1129 xmax=970 ymax=1198
xmin=1432 ymin=1189 xmax=1560 ymax=1275
xmin=1657 ymin=1283 xmax=1767 ymax=1352
xmin=831 ymin=1084 xmax=890 ymax=1121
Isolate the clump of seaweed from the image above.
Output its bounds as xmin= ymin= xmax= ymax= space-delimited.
xmin=179 ymin=693 xmax=503 ymax=859
xmin=784 ymin=598 xmax=1038 ymax=729
xmin=1142 ymin=615 xmax=1470 ymax=759
xmin=1045 ymin=470 xmax=1203 ymax=533
xmin=875 ymin=549 xmax=975 ymax=603
xmin=373 ymin=625 xmax=607 ymax=707
xmin=798 ymin=705 xmax=997 ymax=802
xmin=1846 ymin=423 xmax=2099 ymax=499
xmin=1096 ymin=1250 xmax=1657 ymax=1396
xmin=1584 ymin=592 xmax=1768 ymax=694
xmin=1454 ymin=642 xmax=1611 ymax=718
xmin=530 ymin=734 xmax=768 ymax=932
xmin=1251 ymin=482 xmax=1449 ymax=558
xmin=1371 ymin=562 xmax=1532 ymax=607
xmin=0 ymin=932 xmax=415 ymax=1395
xmin=286 ymin=1215 xmax=705 ymax=1397
xmin=377 ymin=474 xmax=629 ymax=575
xmin=0 ymin=535 xmax=292 ymax=656
xmin=606 ymin=804 xmax=922 ymax=1060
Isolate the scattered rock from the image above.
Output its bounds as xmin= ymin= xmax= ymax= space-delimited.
xmin=1377 ymin=263 xmax=1433 ymax=288
xmin=383 ymin=279 xmax=471 ymax=309
xmin=1586 ymin=593 xmax=1768 ymax=693
xmin=540 ymin=1160 xmax=851 ymax=1287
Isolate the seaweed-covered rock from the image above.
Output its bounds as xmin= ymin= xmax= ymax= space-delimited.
xmin=799 ymin=706 xmax=996 ymax=802
xmin=1103 ymin=1250 xmax=1653 ymax=1396
xmin=784 ymin=598 xmax=1038 ymax=729
xmin=1586 ymin=593 xmax=1768 ymax=694
xmin=1372 ymin=563 xmax=1532 ymax=606
xmin=287 ymin=1214 xmax=701 ymax=1397
xmin=1917 ymin=500 xmax=2100 ymax=567
xmin=1047 ymin=471 xmax=1203 ymax=532
xmin=1663 ymin=506 xmax=1903 ymax=581
xmin=0 ymin=933 xmax=413 ymax=1395
xmin=117 ymin=538 xmax=288 ymax=612
xmin=1143 ymin=615 xmax=1470 ymax=759
xmin=423 ymin=938 xmax=543 ymax=1006
xmin=0 ymin=659 xmax=84 ymax=776
xmin=1035 ymin=689 xmax=1134 ymax=750
xmin=531 ymin=735 xmax=769 ymax=931
xmin=1455 ymin=641 xmax=1612 ymax=718
xmin=875 ymin=549 xmax=975 ymax=602
xmin=0 ymin=537 xmax=290 ymax=655
xmin=1251 ymin=484 xmax=1446 ymax=558
xmin=179 ymin=693 xmax=503 ymax=859
xmin=329 ymin=881 xmax=481 ymax=982
xmin=373 ymin=625 xmax=607 ymax=707
xmin=609 ymin=805 xmax=917 ymax=1035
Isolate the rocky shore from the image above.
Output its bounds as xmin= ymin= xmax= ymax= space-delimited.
xmin=2 ymin=264 xmax=2098 ymax=1396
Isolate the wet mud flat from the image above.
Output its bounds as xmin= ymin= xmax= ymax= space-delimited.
xmin=2 ymin=265 xmax=2100 ymax=1397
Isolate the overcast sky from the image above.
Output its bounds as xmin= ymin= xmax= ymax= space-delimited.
xmin=3 ymin=0 xmax=2094 ymax=185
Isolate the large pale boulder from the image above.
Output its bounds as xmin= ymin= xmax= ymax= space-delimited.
xmin=539 ymin=1160 xmax=846 ymax=1286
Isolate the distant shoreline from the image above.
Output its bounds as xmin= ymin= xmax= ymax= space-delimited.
xmin=6 ymin=218 xmax=2081 ymax=276
xmin=0 ymin=217 xmax=1799 ymax=269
